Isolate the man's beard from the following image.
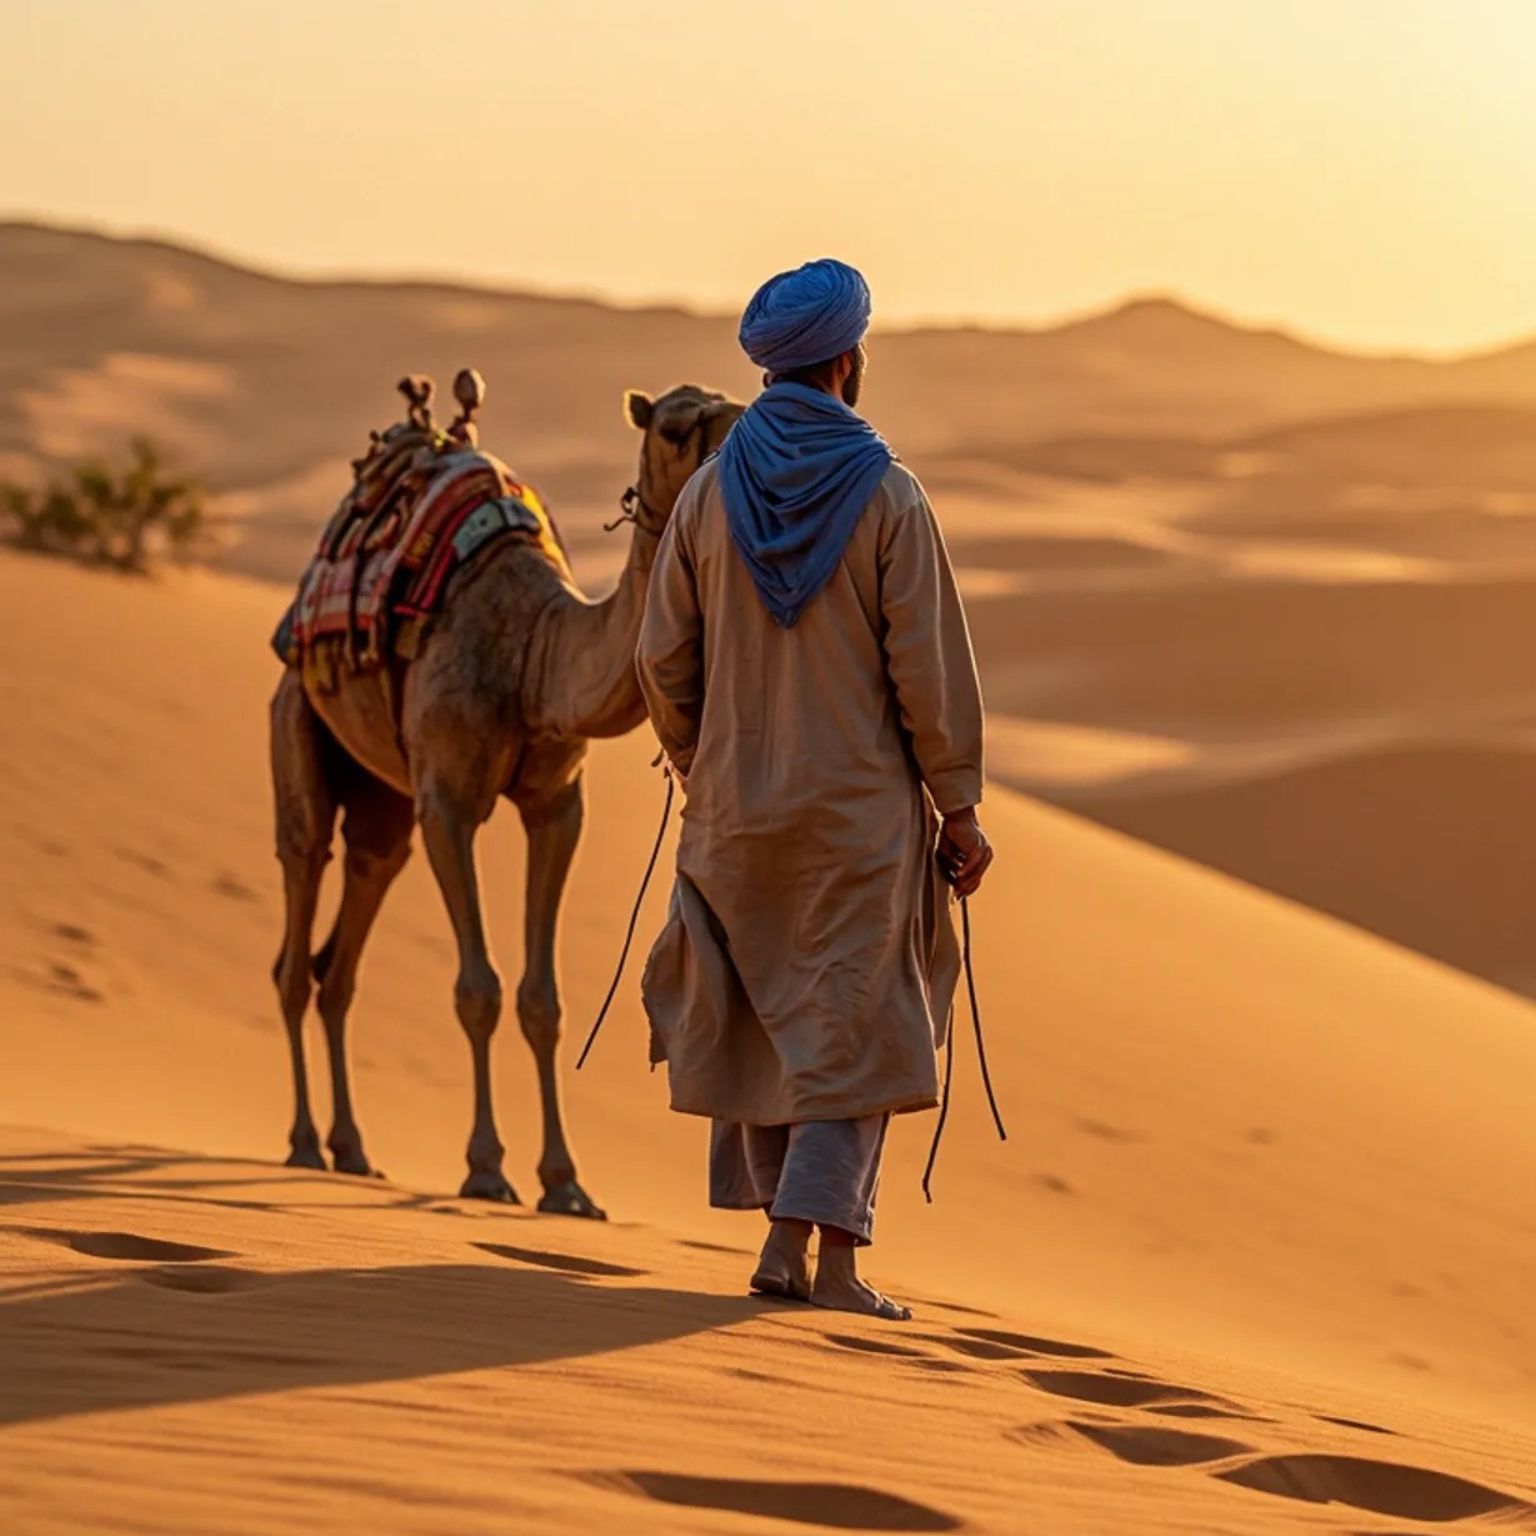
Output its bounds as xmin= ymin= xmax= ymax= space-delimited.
xmin=842 ymin=346 xmax=867 ymax=408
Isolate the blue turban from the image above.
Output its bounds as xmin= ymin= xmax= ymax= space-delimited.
xmin=738 ymin=258 xmax=872 ymax=373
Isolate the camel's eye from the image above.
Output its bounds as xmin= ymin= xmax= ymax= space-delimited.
xmin=658 ymin=413 xmax=700 ymax=447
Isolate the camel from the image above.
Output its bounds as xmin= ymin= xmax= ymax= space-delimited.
xmin=269 ymin=381 xmax=744 ymax=1217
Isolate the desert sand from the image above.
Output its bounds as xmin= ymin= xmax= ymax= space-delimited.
xmin=4 ymin=542 xmax=1536 ymax=1531
xmin=4 ymin=223 xmax=1536 ymax=1531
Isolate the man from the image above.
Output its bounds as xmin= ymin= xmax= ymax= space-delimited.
xmin=637 ymin=257 xmax=992 ymax=1320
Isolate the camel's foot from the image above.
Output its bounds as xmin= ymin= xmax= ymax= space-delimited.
xmin=285 ymin=1134 xmax=326 ymax=1171
xmin=460 ymin=1168 xmax=521 ymax=1204
xmin=537 ymin=1178 xmax=607 ymax=1220
xmin=330 ymin=1146 xmax=384 ymax=1179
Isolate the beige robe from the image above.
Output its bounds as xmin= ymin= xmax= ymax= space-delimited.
xmin=636 ymin=458 xmax=985 ymax=1126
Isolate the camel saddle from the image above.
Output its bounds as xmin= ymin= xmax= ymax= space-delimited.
xmin=272 ymin=370 xmax=569 ymax=689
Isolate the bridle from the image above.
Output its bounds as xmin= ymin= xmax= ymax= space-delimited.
xmin=606 ymin=483 xmax=671 ymax=538
xmin=608 ymin=408 xmax=719 ymax=539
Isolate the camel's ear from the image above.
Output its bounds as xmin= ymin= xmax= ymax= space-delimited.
xmin=624 ymin=390 xmax=655 ymax=431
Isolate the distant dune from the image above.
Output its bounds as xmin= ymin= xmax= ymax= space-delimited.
xmin=1065 ymin=741 xmax=1536 ymax=995
xmin=9 ymin=220 xmax=1536 ymax=581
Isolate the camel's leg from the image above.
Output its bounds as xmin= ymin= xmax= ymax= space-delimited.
xmin=310 ymin=776 xmax=414 ymax=1177
xmin=269 ymin=671 xmax=336 ymax=1171
xmin=519 ymin=777 xmax=604 ymax=1219
xmin=418 ymin=781 xmax=516 ymax=1203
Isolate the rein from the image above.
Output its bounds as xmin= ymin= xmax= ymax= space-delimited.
xmin=575 ymin=757 xmax=674 ymax=1071
xmin=578 ymin=419 xmax=722 ymax=1064
xmin=606 ymin=484 xmax=670 ymax=538
xmin=921 ymin=896 xmax=1008 ymax=1202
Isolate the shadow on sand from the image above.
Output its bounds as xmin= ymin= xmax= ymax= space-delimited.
xmin=0 ymin=1260 xmax=756 ymax=1428
xmin=0 ymin=1144 xmax=760 ymax=1428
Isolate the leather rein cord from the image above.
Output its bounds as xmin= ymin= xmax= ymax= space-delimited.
xmin=922 ymin=896 xmax=1008 ymax=1202
xmin=575 ymin=758 xmax=672 ymax=1071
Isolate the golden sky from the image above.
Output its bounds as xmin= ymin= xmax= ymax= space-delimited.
xmin=3 ymin=0 xmax=1534 ymax=352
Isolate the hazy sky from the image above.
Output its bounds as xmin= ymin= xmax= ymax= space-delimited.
xmin=3 ymin=0 xmax=1534 ymax=352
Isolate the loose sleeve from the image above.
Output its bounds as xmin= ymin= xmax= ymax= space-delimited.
xmin=877 ymin=477 xmax=985 ymax=814
xmin=636 ymin=505 xmax=704 ymax=777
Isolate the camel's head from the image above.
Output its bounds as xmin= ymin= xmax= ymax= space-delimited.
xmin=622 ymin=383 xmax=744 ymax=531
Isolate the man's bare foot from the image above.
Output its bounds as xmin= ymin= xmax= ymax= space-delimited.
xmin=810 ymin=1244 xmax=911 ymax=1320
xmin=750 ymin=1217 xmax=812 ymax=1301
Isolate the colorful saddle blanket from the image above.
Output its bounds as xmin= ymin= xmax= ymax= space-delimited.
xmin=273 ymin=420 xmax=567 ymax=683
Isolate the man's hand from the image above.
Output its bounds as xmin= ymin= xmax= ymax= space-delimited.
xmin=937 ymin=807 xmax=993 ymax=898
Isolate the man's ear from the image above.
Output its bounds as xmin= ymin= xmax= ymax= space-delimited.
xmin=624 ymin=390 xmax=655 ymax=431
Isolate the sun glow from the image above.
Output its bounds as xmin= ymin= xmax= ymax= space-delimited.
xmin=3 ymin=0 xmax=1534 ymax=351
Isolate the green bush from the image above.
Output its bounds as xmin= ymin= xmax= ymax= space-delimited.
xmin=1 ymin=438 xmax=204 ymax=572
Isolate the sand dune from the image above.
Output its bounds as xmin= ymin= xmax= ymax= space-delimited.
xmin=967 ymin=562 xmax=1536 ymax=731
xmin=3 ymin=542 xmax=1536 ymax=1536
xmin=11 ymin=223 xmax=1536 ymax=586
xmin=10 ymin=220 xmax=1536 ymax=1012
xmin=941 ymin=463 xmax=1536 ymax=995
xmin=1061 ymin=740 xmax=1536 ymax=996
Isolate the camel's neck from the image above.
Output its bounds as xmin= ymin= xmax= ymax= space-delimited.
xmin=535 ymin=518 xmax=662 ymax=740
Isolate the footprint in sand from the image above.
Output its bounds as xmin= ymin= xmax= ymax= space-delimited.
xmin=210 ymin=871 xmax=259 ymax=902
xmin=1150 ymin=1402 xmax=1273 ymax=1424
xmin=32 ymin=960 xmax=103 ymax=1003
xmin=918 ymin=1332 xmax=1030 ymax=1361
xmin=602 ymin=1471 xmax=960 ymax=1532
xmin=1067 ymin=1420 xmax=1250 ymax=1467
xmin=1075 ymin=1117 xmax=1142 ymax=1144
xmin=825 ymin=1334 xmax=934 ymax=1360
xmin=907 ymin=1326 xmax=1111 ymax=1364
xmin=114 ymin=847 xmax=168 ymax=878
xmin=24 ymin=1228 xmax=235 ymax=1264
xmin=965 ymin=1328 xmax=1110 ymax=1360
xmin=472 ymin=1241 xmax=646 ymax=1279
xmin=1022 ymin=1367 xmax=1235 ymax=1411
xmin=1033 ymin=1172 xmax=1075 ymax=1195
xmin=1216 ymin=1453 xmax=1534 ymax=1524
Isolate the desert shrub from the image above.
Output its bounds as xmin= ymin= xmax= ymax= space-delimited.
xmin=0 ymin=438 xmax=204 ymax=572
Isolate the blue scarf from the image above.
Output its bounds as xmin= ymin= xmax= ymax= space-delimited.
xmin=716 ymin=381 xmax=893 ymax=629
